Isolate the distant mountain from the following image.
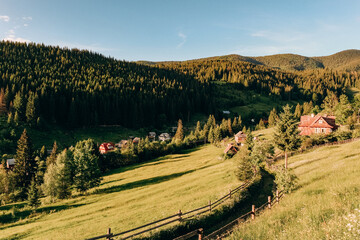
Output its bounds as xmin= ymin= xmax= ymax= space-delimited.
xmin=139 ymin=50 xmax=360 ymax=72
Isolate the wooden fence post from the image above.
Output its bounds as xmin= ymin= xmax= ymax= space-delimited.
xmin=106 ymin=228 xmax=113 ymax=240
xmin=251 ymin=205 xmax=255 ymax=220
xmin=198 ymin=228 xmax=203 ymax=240
xmin=209 ymin=200 xmax=212 ymax=212
xmin=276 ymin=190 xmax=279 ymax=204
xmin=268 ymin=196 xmax=271 ymax=209
xmin=178 ymin=210 xmax=182 ymax=222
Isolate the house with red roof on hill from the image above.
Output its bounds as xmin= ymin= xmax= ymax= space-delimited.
xmin=99 ymin=142 xmax=115 ymax=154
xmin=298 ymin=114 xmax=339 ymax=136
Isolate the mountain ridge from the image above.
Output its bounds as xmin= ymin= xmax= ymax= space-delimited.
xmin=138 ymin=49 xmax=360 ymax=71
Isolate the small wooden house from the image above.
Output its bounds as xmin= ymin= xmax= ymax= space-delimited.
xmin=224 ymin=144 xmax=238 ymax=155
xmin=235 ymin=131 xmax=247 ymax=144
xmin=159 ymin=133 xmax=171 ymax=141
xmin=298 ymin=114 xmax=338 ymax=136
xmin=6 ymin=159 xmax=15 ymax=169
xmin=148 ymin=132 xmax=156 ymax=141
xmin=133 ymin=137 xmax=140 ymax=144
xmin=115 ymin=140 xmax=128 ymax=149
xmin=99 ymin=142 xmax=115 ymax=154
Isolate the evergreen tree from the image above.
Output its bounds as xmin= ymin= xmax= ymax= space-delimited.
xmin=335 ymin=94 xmax=352 ymax=124
xmin=245 ymin=130 xmax=254 ymax=151
xmin=46 ymin=141 xmax=58 ymax=166
xmin=321 ymin=92 xmax=338 ymax=115
xmin=214 ymin=126 xmax=222 ymax=143
xmin=195 ymin=121 xmax=201 ymax=137
xmin=294 ymin=103 xmax=302 ymax=118
xmin=13 ymin=129 xmax=36 ymax=199
xmin=273 ymin=105 xmax=301 ymax=169
xmin=26 ymin=92 xmax=39 ymax=125
xmin=227 ymin=119 xmax=233 ymax=136
xmin=55 ymin=149 xmax=73 ymax=199
xmin=28 ymin=178 xmax=41 ymax=208
xmin=232 ymin=117 xmax=238 ymax=133
xmin=256 ymin=119 xmax=265 ymax=130
xmin=268 ymin=108 xmax=278 ymax=127
xmin=73 ymin=139 xmax=101 ymax=192
xmin=208 ymin=126 xmax=214 ymax=143
xmin=174 ymin=119 xmax=184 ymax=141
xmin=13 ymin=92 xmax=25 ymax=121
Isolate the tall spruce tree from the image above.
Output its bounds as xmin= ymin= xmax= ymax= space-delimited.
xmin=28 ymin=178 xmax=41 ymax=208
xmin=13 ymin=129 xmax=36 ymax=199
xmin=273 ymin=105 xmax=301 ymax=169
xmin=174 ymin=119 xmax=184 ymax=141
xmin=268 ymin=108 xmax=278 ymax=127
xmin=46 ymin=141 xmax=58 ymax=166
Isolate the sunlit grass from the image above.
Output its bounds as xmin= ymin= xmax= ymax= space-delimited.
xmin=226 ymin=140 xmax=360 ymax=240
xmin=0 ymin=144 xmax=242 ymax=240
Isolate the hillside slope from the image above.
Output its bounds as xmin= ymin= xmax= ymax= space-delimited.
xmin=227 ymin=139 xmax=360 ymax=240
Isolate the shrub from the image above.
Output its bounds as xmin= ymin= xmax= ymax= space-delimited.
xmin=274 ymin=166 xmax=298 ymax=193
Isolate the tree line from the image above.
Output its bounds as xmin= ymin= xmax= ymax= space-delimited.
xmin=0 ymin=41 xmax=212 ymax=129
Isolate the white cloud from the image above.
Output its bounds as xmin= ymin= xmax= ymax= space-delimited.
xmin=2 ymin=29 xmax=30 ymax=43
xmin=3 ymin=36 xmax=30 ymax=43
xmin=177 ymin=32 xmax=187 ymax=48
xmin=24 ymin=24 xmax=28 ymax=27
xmin=0 ymin=15 xmax=10 ymax=22
xmin=22 ymin=16 xmax=32 ymax=21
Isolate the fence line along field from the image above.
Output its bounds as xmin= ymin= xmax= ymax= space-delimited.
xmin=226 ymin=139 xmax=360 ymax=240
xmin=0 ymin=144 xmax=242 ymax=240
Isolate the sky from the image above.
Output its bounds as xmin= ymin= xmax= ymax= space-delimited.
xmin=0 ymin=0 xmax=360 ymax=61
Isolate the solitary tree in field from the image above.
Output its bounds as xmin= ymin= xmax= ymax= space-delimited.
xmin=274 ymin=105 xmax=301 ymax=169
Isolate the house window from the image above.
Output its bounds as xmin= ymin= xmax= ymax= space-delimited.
xmin=321 ymin=128 xmax=326 ymax=133
xmin=315 ymin=128 xmax=320 ymax=133
xmin=319 ymin=120 xmax=323 ymax=124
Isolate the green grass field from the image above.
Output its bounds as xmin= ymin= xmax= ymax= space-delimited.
xmin=0 ymin=144 xmax=243 ymax=240
xmin=226 ymin=139 xmax=360 ymax=240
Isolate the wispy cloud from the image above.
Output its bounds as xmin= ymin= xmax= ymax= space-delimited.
xmin=2 ymin=29 xmax=30 ymax=43
xmin=0 ymin=15 xmax=10 ymax=22
xmin=177 ymin=32 xmax=187 ymax=48
xmin=22 ymin=16 xmax=32 ymax=21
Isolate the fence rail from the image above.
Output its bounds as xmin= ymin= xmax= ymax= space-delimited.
xmin=85 ymin=180 xmax=253 ymax=240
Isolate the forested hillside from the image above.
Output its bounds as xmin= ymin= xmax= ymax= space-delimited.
xmin=0 ymin=41 xmax=212 ymax=128
xmin=156 ymin=59 xmax=360 ymax=104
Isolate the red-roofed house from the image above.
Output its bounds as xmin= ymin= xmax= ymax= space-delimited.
xmin=298 ymin=114 xmax=338 ymax=136
xmin=224 ymin=144 xmax=238 ymax=155
xmin=234 ymin=131 xmax=247 ymax=144
xmin=99 ymin=142 xmax=115 ymax=154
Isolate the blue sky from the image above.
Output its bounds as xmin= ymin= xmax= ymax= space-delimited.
xmin=0 ymin=0 xmax=360 ymax=61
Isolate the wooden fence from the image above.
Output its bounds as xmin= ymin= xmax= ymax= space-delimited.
xmin=273 ymin=137 xmax=359 ymax=162
xmin=175 ymin=190 xmax=284 ymax=240
xmin=85 ymin=180 xmax=254 ymax=240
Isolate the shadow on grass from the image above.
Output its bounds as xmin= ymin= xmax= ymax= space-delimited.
xmin=0 ymin=203 xmax=85 ymax=227
xmin=0 ymin=202 xmax=27 ymax=211
xmin=94 ymin=169 xmax=197 ymax=195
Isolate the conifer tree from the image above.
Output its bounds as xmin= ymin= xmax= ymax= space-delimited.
xmin=232 ymin=117 xmax=238 ymax=133
xmin=26 ymin=92 xmax=39 ymax=125
xmin=227 ymin=119 xmax=233 ymax=135
xmin=13 ymin=129 xmax=36 ymax=198
xmin=268 ymin=108 xmax=278 ymax=127
xmin=214 ymin=126 xmax=222 ymax=143
xmin=294 ymin=103 xmax=302 ymax=118
xmin=46 ymin=141 xmax=58 ymax=166
xmin=195 ymin=121 xmax=201 ymax=137
xmin=28 ymin=178 xmax=41 ymax=208
xmin=208 ymin=126 xmax=214 ymax=143
xmin=13 ymin=92 xmax=25 ymax=121
xmin=274 ymin=105 xmax=301 ymax=169
xmin=174 ymin=119 xmax=184 ymax=141
xmin=73 ymin=139 xmax=101 ymax=192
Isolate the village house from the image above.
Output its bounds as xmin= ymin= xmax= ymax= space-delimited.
xmin=148 ymin=132 xmax=156 ymax=141
xmin=99 ymin=142 xmax=115 ymax=154
xmin=115 ymin=140 xmax=128 ymax=149
xmin=224 ymin=143 xmax=238 ymax=156
xmin=298 ymin=114 xmax=339 ymax=136
xmin=159 ymin=133 xmax=171 ymax=141
xmin=133 ymin=137 xmax=140 ymax=144
xmin=0 ymin=159 xmax=15 ymax=169
xmin=234 ymin=131 xmax=247 ymax=144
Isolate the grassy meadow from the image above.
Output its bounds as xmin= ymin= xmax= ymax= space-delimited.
xmin=226 ymin=139 xmax=360 ymax=240
xmin=0 ymin=144 xmax=243 ymax=240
